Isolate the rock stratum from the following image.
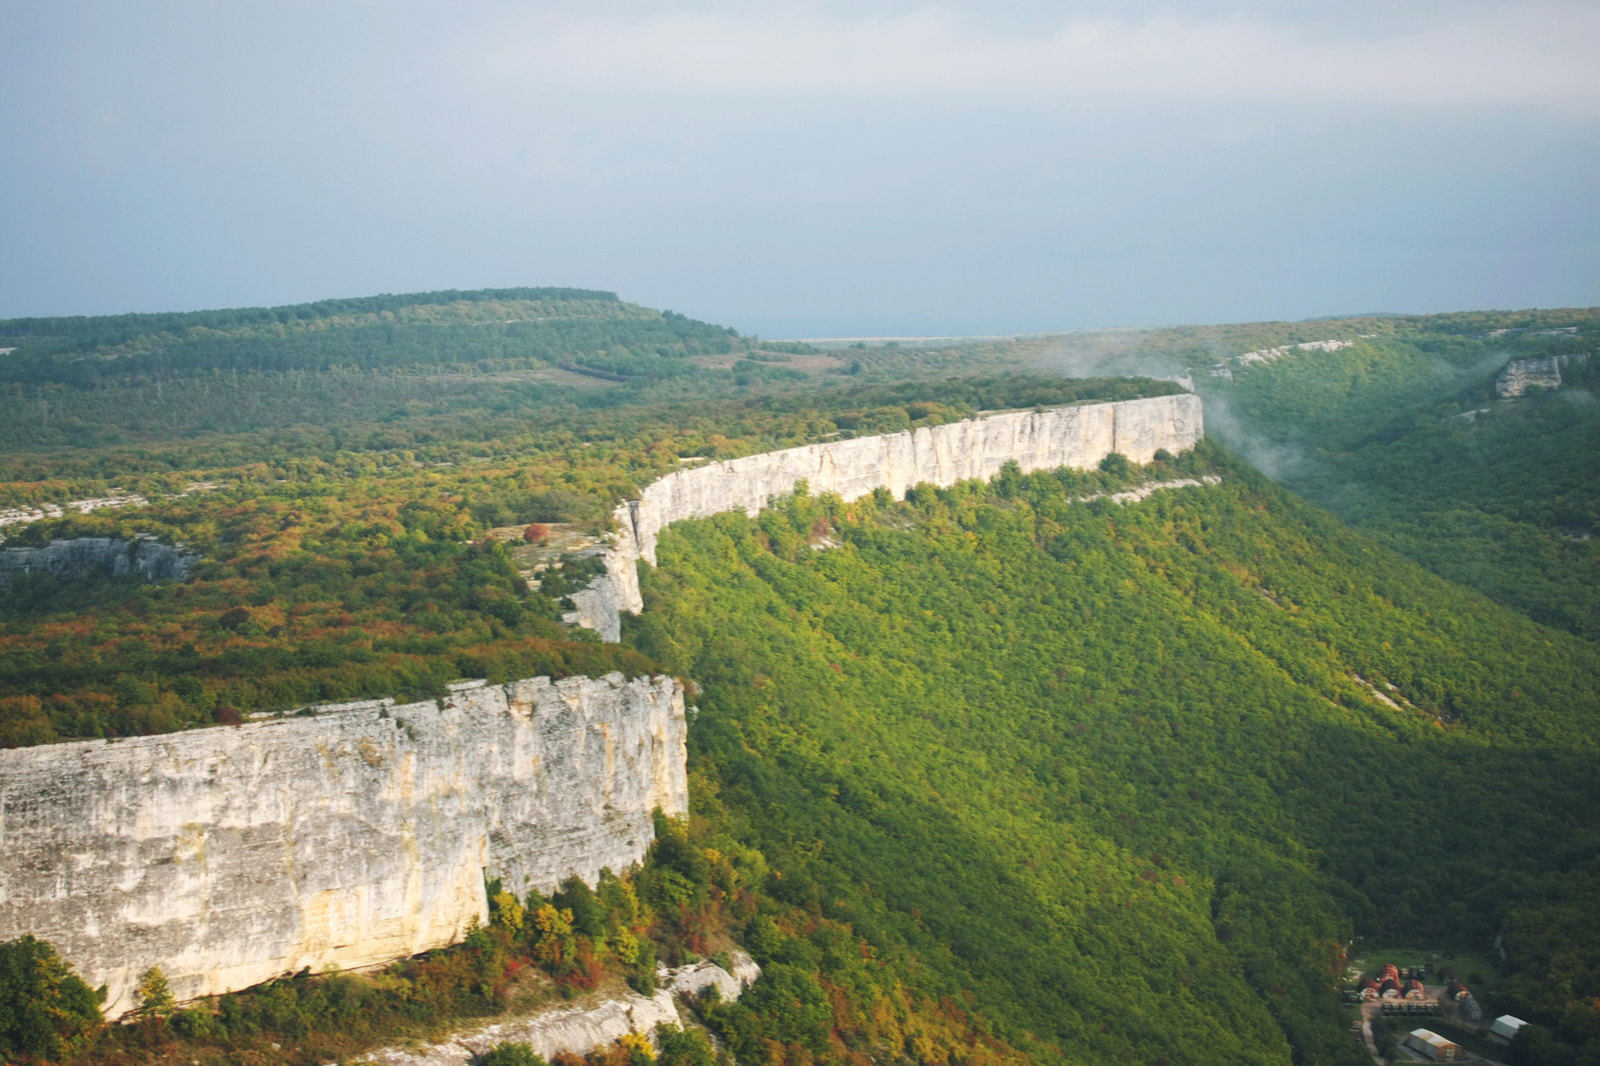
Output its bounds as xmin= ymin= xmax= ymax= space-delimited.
xmin=0 ymin=536 xmax=196 ymax=584
xmin=0 ymin=673 xmax=687 ymax=1015
xmin=566 ymin=393 xmax=1205 ymax=639
xmin=1495 ymin=353 xmax=1589 ymax=398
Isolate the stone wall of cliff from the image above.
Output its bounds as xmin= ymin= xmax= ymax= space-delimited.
xmin=1495 ymin=353 xmax=1589 ymax=398
xmin=0 ymin=537 xmax=196 ymax=584
xmin=566 ymin=393 xmax=1205 ymax=638
xmin=0 ymin=673 xmax=687 ymax=1015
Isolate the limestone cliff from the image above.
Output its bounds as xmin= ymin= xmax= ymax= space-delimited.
xmin=0 ymin=537 xmax=196 ymax=584
xmin=1495 ymin=353 xmax=1588 ymax=398
xmin=566 ymin=393 xmax=1205 ymax=639
xmin=0 ymin=673 xmax=687 ymax=1015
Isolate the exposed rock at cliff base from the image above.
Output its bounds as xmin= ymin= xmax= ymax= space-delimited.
xmin=364 ymin=952 xmax=760 ymax=1066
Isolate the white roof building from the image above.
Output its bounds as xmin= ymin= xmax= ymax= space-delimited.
xmin=1406 ymin=1029 xmax=1461 ymax=1061
xmin=1491 ymin=1016 xmax=1528 ymax=1042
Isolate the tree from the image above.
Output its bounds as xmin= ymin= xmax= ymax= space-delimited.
xmin=525 ymin=524 xmax=550 ymax=543
xmin=655 ymin=1022 xmax=717 ymax=1066
xmin=135 ymin=965 xmax=175 ymax=1018
xmin=1098 ymin=452 xmax=1132 ymax=478
xmin=0 ymin=936 xmax=103 ymax=1061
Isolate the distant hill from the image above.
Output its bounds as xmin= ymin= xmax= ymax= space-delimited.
xmin=0 ymin=286 xmax=741 ymax=387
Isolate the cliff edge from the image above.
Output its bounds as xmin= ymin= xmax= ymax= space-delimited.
xmin=0 ymin=673 xmax=688 ymax=1015
xmin=567 ymin=393 xmax=1205 ymax=638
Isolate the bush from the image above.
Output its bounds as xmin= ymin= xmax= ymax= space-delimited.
xmin=482 ymin=1040 xmax=549 ymax=1066
xmin=655 ymin=1022 xmax=717 ymax=1066
xmin=0 ymin=935 xmax=104 ymax=1061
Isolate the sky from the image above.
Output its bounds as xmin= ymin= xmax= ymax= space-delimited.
xmin=2 ymin=1 xmax=1597 ymax=337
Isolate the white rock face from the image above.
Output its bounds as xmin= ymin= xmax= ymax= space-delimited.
xmin=660 ymin=951 xmax=760 ymax=1002
xmin=0 ymin=673 xmax=687 ymax=1016
xmin=1495 ymin=354 xmax=1582 ymax=398
xmin=368 ymin=991 xmax=682 ymax=1066
xmin=365 ymin=952 xmax=760 ymax=1066
xmin=568 ymin=394 xmax=1204 ymax=635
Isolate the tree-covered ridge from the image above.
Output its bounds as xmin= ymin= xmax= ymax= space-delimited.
xmin=0 ymin=286 xmax=617 ymax=349
xmin=0 ymin=377 xmax=1181 ymax=744
xmin=627 ymin=444 xmax=1600 ymax=1066
xmin=1190 ymin=310 xmax=1600 ymax=639
xmin=0 ymin=290 xmax=737 ymax=388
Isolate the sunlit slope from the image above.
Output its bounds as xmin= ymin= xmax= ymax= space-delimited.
xmin=629 ymin=445 xmax=1600 ymax=1066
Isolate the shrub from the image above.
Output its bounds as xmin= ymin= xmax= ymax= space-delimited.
xmin=0 ymin=935 xmax=104 ymax=1061
xmin=482 ymin=1042 xmax=549 ymax=1066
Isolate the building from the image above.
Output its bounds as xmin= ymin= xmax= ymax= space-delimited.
xmin=1358 ymin=978 xmax=1381 ymax=1001
xmin=1445 ymin=981 xmax=1471 ymax=1002
xmin=1382 ymin=963 xmax=1401 ymax=982
xmin=1458 ymin=995 xmax=1483 ymax=1023
xmin=1438 ymin=966 xmax=1459 ymax=983
xmin=1406 ymin=1030 xmax=1461 ymax=1061
xmin=1490 ymin=1016 xmax=1528 ymax=1044
xmin=1380 ymin=977 xmax=1402 ymax=999
xmin=1405 ymin=979 xmax=1427 ymax=1001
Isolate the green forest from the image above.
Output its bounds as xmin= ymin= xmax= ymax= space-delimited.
xmin=1 ymin=289 xmax=1598 ymax=1066
xmin=1183 ymin=308 xmax=1600 ymax=641
xmin=628 ymin=445 xmax=1600 ymax=1066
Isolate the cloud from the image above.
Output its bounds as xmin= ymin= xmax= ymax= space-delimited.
xmin=469 ymin=3 xmax=1599 ymax=110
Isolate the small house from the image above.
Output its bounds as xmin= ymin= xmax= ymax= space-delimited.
xmin=1380 ymin=977 xmax=1402 ymax=999
xmin=1406 ymin=1029 xmax=1461 ymax=1061
xmin=1438 ymin=966 xmax=1459 ymax=983
xmin=1358 ymin=978 xmax=1380 ymax=1001
xmin=1458 ymin=995 xmax=1483 ymax=1023
xmin=1382 ymin=963 xmax=1401 ymax=982
xmin=1490 ymin=1016 xmax=1528 ymax=1044
xmin=1445 ymin=981 xmax=1470 ymax=1002
xmin=1405 ymin=979 xmax=1427 ymax=1001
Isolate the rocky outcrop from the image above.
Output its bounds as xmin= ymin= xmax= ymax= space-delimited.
xmin=0 ymin=674 xmax=687 ymax=1016
xmin=0 ymin=537 xmax=196 ymax=584
xmin=1495 ymin=353 xmax=1588 ymax=398
xmin=566 ymin=394 xmax=1205 ymax=640
xmin=365 ymin=953 xmax=761 ymax=1066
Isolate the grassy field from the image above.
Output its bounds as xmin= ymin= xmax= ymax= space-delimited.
xmin=1347 ymin=941 xmax=1504 ymax=994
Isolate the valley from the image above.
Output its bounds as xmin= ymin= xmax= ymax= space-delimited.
xmin=0 ymin=291 xmax=1596 ymax=1066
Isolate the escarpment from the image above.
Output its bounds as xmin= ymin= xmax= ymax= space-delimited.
xmin=566 ymin=393 xmax=1205 ymax=639
xmin=0 ymin=390 xmax=1203 ymax=1020
xmin=0 ymin=673 xmax=687 ymax=1015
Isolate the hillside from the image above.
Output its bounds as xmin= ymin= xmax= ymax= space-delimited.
xmin=1192 ymin=311 xmax=1600 ymax=641
xmin=1010 ymin=308 xmax=1600 ymax=640
xmin=2 ymin=289 xmax=1598 ymax=1066
xmin=0 ymin=288 xmax=1030 ymax=453
xmin=630 ymin=445 xmax=1600 ymax=1065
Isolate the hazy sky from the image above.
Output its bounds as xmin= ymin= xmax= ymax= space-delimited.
xmin=3 ymin=1 xmax=1596 ymax=336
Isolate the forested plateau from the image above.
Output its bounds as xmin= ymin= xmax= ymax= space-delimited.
xmin=0 ymin=290 xmax=1597 ymax=1066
